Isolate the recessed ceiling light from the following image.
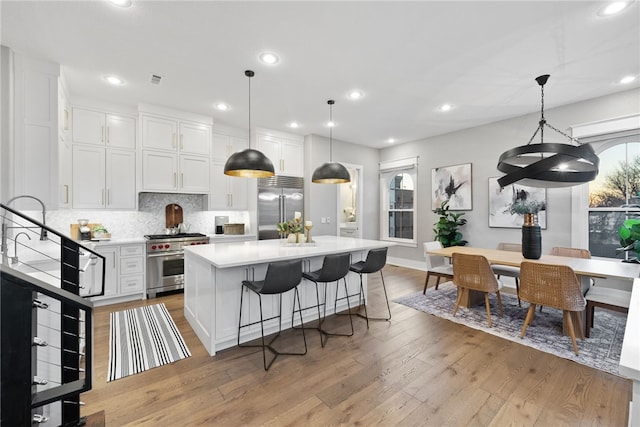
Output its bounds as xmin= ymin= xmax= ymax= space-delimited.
xmin=103 ymin=75 xmax=124 ymax=86
xmin=215 ymin=103 xmax=229 ymax=111
xmin=108 ymin=0 xmax=132 ymax=7
xmin=438 ymin=103 xmax=453 ymax=112
xmin=620 ymin=75 xmax=637 ymax=84
xmin=259 ymin=52 xmax=280 ymax=65
xmin=347 ymin=90 xmax=363 ymax=100
xmin=387 ymin=138 xmax=396 ymax=144
xmin=288 ymin=121 xmax=300 ymax=129
xmin=598 ymin=1 xmax=630 ymax=16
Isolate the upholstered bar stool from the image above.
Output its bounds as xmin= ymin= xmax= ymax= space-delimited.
xmin=237 ymin=259 xmax=306 ymax=371
xmin=298 ymin=253 xmax=352 ymax=347
xmin=345 ymin=247 xmax=390 ymax=328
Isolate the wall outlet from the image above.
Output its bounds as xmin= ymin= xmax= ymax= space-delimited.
xmin=326 ymin=217 xmax=331 ymax=223
xmin=321 ymin=217 xmax=327 ymax=223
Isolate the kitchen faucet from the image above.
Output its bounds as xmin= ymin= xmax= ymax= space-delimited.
xmin=1 ymin=195 xmax=48 ymax=265
xmin=11 ymin=232 xmax=32 ymax=265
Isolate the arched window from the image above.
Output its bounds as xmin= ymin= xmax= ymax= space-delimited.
xmin=588 ymin=139 xmax=640 ymax=258
xmin=380 ymin=157 xmax=418 ymax=246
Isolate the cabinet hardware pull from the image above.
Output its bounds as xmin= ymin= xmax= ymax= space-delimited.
xmin=180 ymin=134 xmax=184 ymax=149
xmin=107 ymin=188 xmax=110 ymax=205
xmin=181 ymin=173 xmax=184 ymax=188
xmin=32 ymin=414 xmax=49 ymax=424
xmin=172 ymin=133 xmax=176 ymax=148
xmin=106 ymin=126 xmax=110 ymax=144
xmin=33 ymin=337 xmax=48 ymax=347
xmin=33 ymin=299 xmax=49 ymax=309
xmin=101 ymin=125 xmax=104 ymax=143
xmin=64 ymin=184 xmax=69 ymax=204
xmin=174 ymin=172 xmax=177 ymax=188
xmin=33 ymin=376 xmax=48 ymax=385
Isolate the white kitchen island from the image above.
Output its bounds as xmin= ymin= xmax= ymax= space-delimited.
xmin=183 ymin=235 xmax=393 ymax=356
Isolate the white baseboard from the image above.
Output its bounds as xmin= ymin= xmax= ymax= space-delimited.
xmin=386 ymin=256 xmax=426 ymax=272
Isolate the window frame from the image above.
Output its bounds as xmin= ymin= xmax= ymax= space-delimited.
xmin=379 ymin=157 xmax=418 ymax=247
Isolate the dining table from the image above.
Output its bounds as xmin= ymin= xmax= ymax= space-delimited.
xmin=428 ymin=245 xmax=640 ymax=424
xmin=425 ymin=245 xmax=640 ymax=339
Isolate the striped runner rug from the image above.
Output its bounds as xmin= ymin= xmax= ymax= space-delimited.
xmin=108 ymin=303 xmax=191 ymax=382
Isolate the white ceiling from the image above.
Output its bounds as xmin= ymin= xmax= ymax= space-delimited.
xmin=2 ymin=1 xmax=639 ymax=148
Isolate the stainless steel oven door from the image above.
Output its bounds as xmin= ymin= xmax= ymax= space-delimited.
xmin=146 ymin=250 xmax=184 ymax=298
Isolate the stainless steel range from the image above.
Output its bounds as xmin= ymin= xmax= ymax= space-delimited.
xmin=145 ymin=233 xmax=209 ymax=298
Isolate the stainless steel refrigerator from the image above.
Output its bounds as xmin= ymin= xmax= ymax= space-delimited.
xmin=258 ymin=176 xmax=304 ymax=240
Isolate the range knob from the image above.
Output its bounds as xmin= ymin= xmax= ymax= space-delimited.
xmin=164 ymin=244 xmax=170 ymax=249
xmin=151 ymin=245 xmax=157 ymax=250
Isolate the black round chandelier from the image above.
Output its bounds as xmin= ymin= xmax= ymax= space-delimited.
xmin=497 ymin=74 xmax=599 ymax=188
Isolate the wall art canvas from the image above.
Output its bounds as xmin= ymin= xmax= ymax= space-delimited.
xmin=488 ymin=177 xmax=547 ymax=228
xmin=431 ymin=163 xmax=472 ymax=211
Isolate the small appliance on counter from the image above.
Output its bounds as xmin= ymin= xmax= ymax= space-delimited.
xmin=78 ymin=219 xmax=91 ymax=240
xmin=215 ymin=216 xmax=229 ymax=234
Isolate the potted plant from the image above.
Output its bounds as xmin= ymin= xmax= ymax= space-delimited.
xmin=617 ymin=218 xmax=640 ymax=263
xmin=505 ymin=199 xmax=546 ymax=259
xmin=433 ymin=200 xmax=468 ymax=247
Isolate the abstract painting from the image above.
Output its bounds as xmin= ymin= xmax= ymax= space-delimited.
xmin=488 ymin=177 xmax=547 ymax=228
xmin=432 ymin=163 xmax=472 ymax=210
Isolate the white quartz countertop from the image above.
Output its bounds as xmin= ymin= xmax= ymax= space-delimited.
xmin=184 ymin=235 xmax=394 ymax=268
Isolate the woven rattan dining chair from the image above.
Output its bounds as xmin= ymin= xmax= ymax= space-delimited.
xmin=550 ymin=246 xmax=591 ymax=259
xmin=491 ymin=242 xmax=522 ymax=307
xmin=422 ymin=241 xmax=454 ymax=294
xmin=519 ymin=261 xmax=586 ymax=355
xmin=452 ymin=253 xmax=504 ymax=327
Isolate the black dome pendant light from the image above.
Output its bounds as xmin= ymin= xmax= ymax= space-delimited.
xmin=312 ymin=100 xmax=351 ymax=184
xmin=224 ymin=70 xmax=275 ymax=178
xmin=497 ymin=74 xmax=599 ymax=188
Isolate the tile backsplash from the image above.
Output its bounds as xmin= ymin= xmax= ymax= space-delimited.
xmin=26 ymin=193 xmax=251 ymax=239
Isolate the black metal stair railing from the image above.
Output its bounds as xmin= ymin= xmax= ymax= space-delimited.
xmin=0 ymin=203 xmax=105 ymax=426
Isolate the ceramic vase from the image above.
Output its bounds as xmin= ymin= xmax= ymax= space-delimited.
xmin=522 ymin=213 xmax=542 ymax=259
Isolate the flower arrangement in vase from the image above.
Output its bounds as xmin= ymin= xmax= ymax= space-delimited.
xmin=278 ymin=211 xmax=304 ymax=243
xmin=505 ymin=199 xmax=545 ymax=259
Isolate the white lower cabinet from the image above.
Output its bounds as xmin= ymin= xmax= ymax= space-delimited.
xmin=88 ymin=243 xmax=145 ymax=306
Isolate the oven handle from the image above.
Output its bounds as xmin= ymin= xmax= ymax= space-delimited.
xmin=147 ymin=250 xmax=183 ymax=259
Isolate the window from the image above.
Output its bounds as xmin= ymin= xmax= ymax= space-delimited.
xmin=588 ymin=138 xmax=640 ymax=258
xmin=380 ymin=157 xmax=418 ymax=246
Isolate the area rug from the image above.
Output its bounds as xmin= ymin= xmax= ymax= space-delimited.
xmin=108 ymin=303 xmax=191 ymax=381
xmin=394 ymin=283 xmax=627 ymax=376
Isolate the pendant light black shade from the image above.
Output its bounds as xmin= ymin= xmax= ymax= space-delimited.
xmin=497 ymin=74 xmax=599 ymax=188
xmin=312 ymin=100 xmax=351 ymax=184
xmin=224 ymin=70 xmax=275 ymax=178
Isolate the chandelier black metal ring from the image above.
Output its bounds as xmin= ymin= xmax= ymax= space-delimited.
xmin=497 ymin=74 xmax=599 ymax=188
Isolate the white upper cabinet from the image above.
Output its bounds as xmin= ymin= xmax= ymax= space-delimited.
xmin=180 ymin=121 xmax=211 ymax=156
xmin=141 ymin=115 xmax=178 ymax=151
xmin=142 ymin=114 xmax=211 ymax=156
xmin=72 ymin=145 xmax=135 ymax=209
xmin=140 ymin=110 xmax=212 ymax=193
xmin=209 ymin=159 xmax=247 ymax=210
xmin=255 ymin=129 xmax=304 ymax=176
xmin=72 ymin=107 xmax=136 ymax=149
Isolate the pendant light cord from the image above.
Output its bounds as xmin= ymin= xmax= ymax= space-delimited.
xmin=246 ymin=70 xmax=254 ymax=149
xmin=328 ymin=99 xmax=335 ymax=162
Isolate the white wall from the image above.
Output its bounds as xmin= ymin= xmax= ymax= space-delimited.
xmin=304 ymin=133 xmax=380 ymax=239
xmin=380 ymin=88 xmax=640 ymax=263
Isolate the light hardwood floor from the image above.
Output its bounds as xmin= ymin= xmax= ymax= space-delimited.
xmin=81 ymin=265 xmax=630 ymax=426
